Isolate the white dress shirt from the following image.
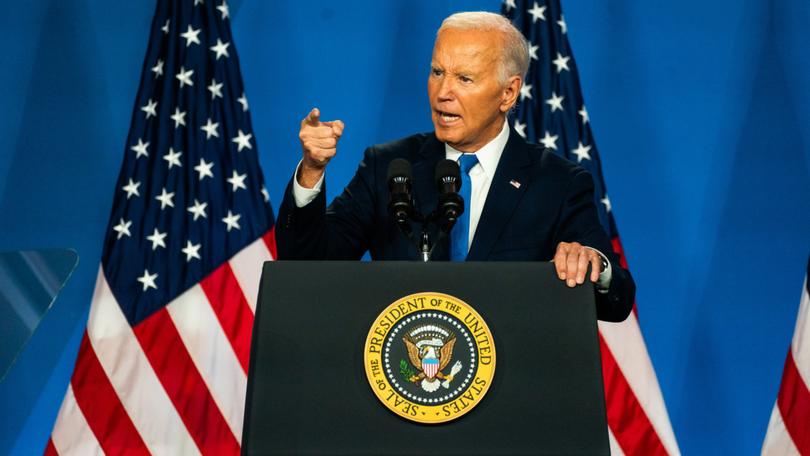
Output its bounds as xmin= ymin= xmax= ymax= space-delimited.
xmin=291 ymin=120 xmax=612 ymax=289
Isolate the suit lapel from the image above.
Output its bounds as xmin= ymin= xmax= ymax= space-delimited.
xmin=410 ymin=135 xmax=450 ymax=259
xmin=467 ymin=129 xmax=532 ymax=260
xmin=411 ymin=134 xmax=445 ymax=220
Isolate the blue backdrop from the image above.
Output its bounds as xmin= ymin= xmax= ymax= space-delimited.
xmin=1 ymin=1 xmax=808 ymax=454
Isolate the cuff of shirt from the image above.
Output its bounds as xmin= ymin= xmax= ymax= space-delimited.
xmin=292 ymin=160 xmax=324 ymax=208
xmin=585 ymin=247 xmax=613 ymax=293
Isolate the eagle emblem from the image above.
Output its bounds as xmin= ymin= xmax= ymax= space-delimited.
xmin=402 ymin=324 xmax=463 ymax=392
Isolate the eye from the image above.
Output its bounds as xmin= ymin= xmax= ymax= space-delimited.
xmin=459 ymin=75 xmax=473 ymax=84
xmin=431 ymin=67 xmax=443 ymax=77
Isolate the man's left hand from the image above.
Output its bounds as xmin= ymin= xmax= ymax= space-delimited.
xmin=553 ymin=242 xmax=602 ymax=288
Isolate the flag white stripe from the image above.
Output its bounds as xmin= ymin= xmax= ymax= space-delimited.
xmin=229 ymin=235 xmax=274 ymax=313
xmin=789 ymin=278 xmax=809 ymax=387
xmin=50 ymin=385 xmax=104 ymax=455
xmin=761 ymin=403 xmax=801 ymax=455
xmin=599 ymin=315 xmax=681 ymax=455
xmin=608 ymin=427 xmax=626 ymax=456
xmin=167 ymin=284 xmax=247 ymax=442
xmin=86 ymin=267 xmax=200 ymax=455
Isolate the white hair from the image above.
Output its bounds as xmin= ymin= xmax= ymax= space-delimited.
xmin=438 ymin=11 xmax=530 ymax=84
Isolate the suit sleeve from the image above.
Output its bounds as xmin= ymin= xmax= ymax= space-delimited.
xmin=276 ymin=147 xmax=379 ymax=260
xmin=552 ymin=167 xmax=635 ymax=322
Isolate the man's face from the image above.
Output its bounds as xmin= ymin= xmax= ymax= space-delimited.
xmin=428 ymin=28 xmax=518 ymax=153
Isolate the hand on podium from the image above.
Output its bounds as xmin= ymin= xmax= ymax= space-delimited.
xmin=553 ymin=241 xmax=605 ymax=288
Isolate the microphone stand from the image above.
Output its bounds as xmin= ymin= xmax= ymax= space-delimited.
xmin=420 ymin=231 xmax=430 ymax=262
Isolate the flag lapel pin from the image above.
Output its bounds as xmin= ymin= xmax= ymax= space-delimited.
xmin=509 ymin=179 xmax=521 ymax=189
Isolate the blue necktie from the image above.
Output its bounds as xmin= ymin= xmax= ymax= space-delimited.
xmin=450 ymin=154 xmax=479 ymax=261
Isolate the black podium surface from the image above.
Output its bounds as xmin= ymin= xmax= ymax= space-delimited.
xmin=243 ymin=261 xmax=607 ymax=455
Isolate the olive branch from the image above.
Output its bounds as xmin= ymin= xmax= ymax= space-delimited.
xmin=399 ymin=359 xmax=417 ymax=382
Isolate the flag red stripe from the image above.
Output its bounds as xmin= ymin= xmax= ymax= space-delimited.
xmin=70 ymin=333 xmax=149 ymax=455
xmin=600 ymin=335 xmax=669 ymax=455
xmin=611 ymin=237 xmax=638 ymax=315
xmin=199 ymin=263 xmax=254 ymax=373
xmin=777 ymin=350 xmax=810 ymax=454
xmin=133 ymin=309 xmax=240 ymax=455
xmin=263 ymin=226 xmax=277 ymax=259
xmin=611 ymin=237 xmax=630 ymax=271
xmin=44 ymin=438 xmax=57 ymax=456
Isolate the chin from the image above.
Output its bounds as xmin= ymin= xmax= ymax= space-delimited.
xmin=433 ymin=126 xmax=457 ymax=145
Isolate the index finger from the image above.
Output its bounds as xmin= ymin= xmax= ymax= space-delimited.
xmin=302 ymin=108 xmax=321 ymax=127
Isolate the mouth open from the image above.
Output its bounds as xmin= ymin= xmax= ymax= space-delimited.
xmin=436 ymin=110 xmax=461 ymax=126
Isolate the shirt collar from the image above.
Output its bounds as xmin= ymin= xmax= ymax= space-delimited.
xmin=444 ymin=120 xmax=510 ymax=178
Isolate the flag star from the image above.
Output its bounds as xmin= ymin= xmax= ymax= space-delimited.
xmin=141 ymin=98 xmax=157 ymax=118
xmin=546 ymin=92 xmax=565 ymax=112
xmin=557 ymin=15 xmax=568 ymax=34
xmin=222 ymin=210 xmax=241 ymax=232
xmin=237 ymin=93 xmax=249 ymax=111
xmin=232 ymin=129 xmax=253 ymax=152
xmin=180 ymin=25 xmax=201 ymax=47
xmin=122 ymin=178 xmax=140 ymax=199
xmin=155 ymin=187 xmax=175 ymax=209
xmin=601 ymin=195 xmax=612 ymax=212
xmin=194 ymin=0 xmax=204 ymax=5
xmin=113 ymin=218 xmax=132 ymax=239
xmin=207 ymin=79 xmax=223 ymax=100
xmin=161 ymin=19 xmax=170 ymax=34
xmin=227 ymin=170 xmax=247 ymax=191
xmin=182 ymin=240 xmax=202 ymax=262
xmin=261 ymin=185 xmax=270 ymax=202
xmin=131 ymin=138 xmax=149 ymax=158
xmin=176 ymin=66 xmax=194 ymax=88
xmin=503 ymin=0 xmax=516 ymax=11
xmin=163 ymin=147 xmax=183 ymax=169
xmin=579 ymin=105 xmax=590 ymax=124
xmin=519 ymin=83 xmax=533 ymax=101
xmin=572 ymin=141 xmax=592 ymax=162
xmin=194 ymin=158 xmax=214 ymax=180
xmin=527 ymin=2 xmax=546 ymax=22
xmin=217 ymin=1 xmax=230 ymax=19
xmin=201 ymin=118 xmax=220 ymax=139
xmin=137 ymin=269 xmax=158 ymax=291
xmin=513 ymin=119 xmax=527 ymax=138
xmin=151 ymin=59 xmax=164 ymax=78
xmin=528 ymin=43 xmax=539 ymax=61
xmin=540 ymin=131 xmax=559 ymax=150
xmin=187 ymin=199 xmax=208 ymax=220
xmin=146 ymin=228 xmax=168 ymax=250
xmin=210 ymin=39 xmax=230 ymax=60
xmin=171 ymin=107 xmax=187 ymax=128
xmin=552 ymin=53 xmax=570 ymax=73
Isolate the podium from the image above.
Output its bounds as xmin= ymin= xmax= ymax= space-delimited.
xmin=243 ymin=261 xmax=608 ymax=455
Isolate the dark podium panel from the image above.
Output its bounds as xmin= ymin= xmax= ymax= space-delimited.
xmin=244 ymin=262 xmax=607 ymax=455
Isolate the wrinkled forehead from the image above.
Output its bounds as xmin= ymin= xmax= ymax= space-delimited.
xmin=431 ymin=28 xmax=503 ymax=69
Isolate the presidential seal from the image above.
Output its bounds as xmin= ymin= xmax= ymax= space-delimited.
xmin=364 ymin=292 xmax=496 ymax=424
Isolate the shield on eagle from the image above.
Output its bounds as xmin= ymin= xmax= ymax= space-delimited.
xmin=402 ymin=324 xmax=460 ymax=392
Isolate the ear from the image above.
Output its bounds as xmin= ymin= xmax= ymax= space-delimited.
xmin=500 ymin=76 xmax=522 ymax=113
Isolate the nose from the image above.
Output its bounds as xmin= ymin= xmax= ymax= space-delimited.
xmin=436 ymin=77 xmax=455 ymax=102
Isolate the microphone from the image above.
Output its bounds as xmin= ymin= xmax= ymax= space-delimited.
xmin=434 ymin=159 xmax=464 ymax=232
xmin=387 ymin=158 xmax=413 ymax=227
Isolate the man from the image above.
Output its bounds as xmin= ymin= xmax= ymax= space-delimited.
xmin=276 ymin=11 xmax=634 ymax=322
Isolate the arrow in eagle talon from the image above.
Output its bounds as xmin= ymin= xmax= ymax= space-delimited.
xmin=442 ymin=361 xmax=463 ymax=388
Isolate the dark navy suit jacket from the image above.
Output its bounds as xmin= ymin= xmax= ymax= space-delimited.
xmin=276 ymin=129 xmax=635 ymax=322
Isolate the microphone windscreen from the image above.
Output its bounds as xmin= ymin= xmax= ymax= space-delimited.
xmin=387 ymin=158 xmax=413 ymax=182
xmin=435 ymin=159 xmax=461 ymax=190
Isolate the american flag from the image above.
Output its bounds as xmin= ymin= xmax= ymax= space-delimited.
xmin=502 ymin=1 xmax=681 ymax=454
xmin=761 ymin=256 xmax=810 ymax=455
xmin=46 ymin=0 xmax=276 ymax=453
